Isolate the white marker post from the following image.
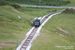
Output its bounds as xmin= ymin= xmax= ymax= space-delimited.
xmin=18 ymin=16 xmax=21 ymax=19
xmin=18 ymin=16 xmax=21 ymax=21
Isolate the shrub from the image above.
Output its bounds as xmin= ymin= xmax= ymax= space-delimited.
xmin=67 ymin=0 xmax=71 ymax=3
xmin=0 ymin=0 xmax=9 ymax=6
xmin=11 ymin=4 xmax=21 ymax=8
xmin=62 ymin=8 xmax=75 ymax=14
xmin=52 ymin=9 xmax=57 ymax=12
xmin=62 ymin=0 xmax=71 ymax=5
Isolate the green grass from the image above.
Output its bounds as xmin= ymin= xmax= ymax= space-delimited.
xmin=17 ymin=7 xmax=63 ymax=17
xmin=0 ymin=5 xmax=75 ymax=50
xmin=31 ymin=13 xmax=75 ymax=50
xmin=0 ymin=5 xmax=62 ymax=50
xmin=63 ymin=0 xmax=75 ymax=6
xmin=0 ymin=6 xmax=33 ymax=50
xmin=4 ymin=0 xmax=63 ymax=6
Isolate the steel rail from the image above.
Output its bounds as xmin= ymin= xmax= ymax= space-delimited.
xmin=20 ymin=10 xmax=63 ymax=50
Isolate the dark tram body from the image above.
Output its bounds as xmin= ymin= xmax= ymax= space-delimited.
xmin=34 ymin=17 xmax=42 ymax=27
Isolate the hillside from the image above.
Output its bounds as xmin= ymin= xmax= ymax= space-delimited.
xmin=0 ymin=0 xmax=75 ymax=50
xmin=0 ymin=6 xmax=33 ymax=50
xmin=31 ymin=12 xmax=75 ymax=50
xmin=4 ymin=0 xmax=70 ymax=6
xmin=64 ymin=0 xmax=75 ymax=6
xmin=1 ymin=0 xmax=75 ymax=6
xmin=0 ymin=5 xmax=61 ymax=50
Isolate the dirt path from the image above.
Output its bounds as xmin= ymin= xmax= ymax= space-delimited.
xmin=0 ymin=41 xmax=16 ymax=48
xmin=57 ymin=27 xmax=70 ymax=34
xmin=11 ymin=8 xmax=20 ymax=13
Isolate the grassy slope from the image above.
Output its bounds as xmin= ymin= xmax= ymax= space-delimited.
xmin=17 ymin=7 xmax=63 ymax=17
xmin=0 ymin=6 xmax=32 ymax=41
xmin=63 ymin=0 xmax=75 ymax=6
xmin=0 ymin=6 xmax=61 ymax=50
xmin=31 ymin=13 xmax=75 ymax=50
xmin=0 ymin=6 xmax=33 ymax=50
xmin=19 ymin=0 xmax=75 ymax=6
xmin=5 ymin=0 xmax=61 ymax=5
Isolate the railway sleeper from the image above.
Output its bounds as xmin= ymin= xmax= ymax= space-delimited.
xmin=31 ymin=33 xmax=34 ymax=35
xmin=32 ymin=30 xmax=35 ymax=32
xmin=21 ymin=48 xmax=26 ymax=50
xmin=25 ymin=41 xmax=29 ymax=43
xmin=31 ymin=31 xmax=36 ymax=33
xmin=28 ymin=36 xmax=32 ymax=38
xmin=24 ymin=41 xmax=29 ymax=45
xmin=27 ymin=39 xmax=31 ymax=41
xmin=26 ymin=41 xmax=29 ymax=42
xmin=22 ymin=46 xmax=27 ymax=48
xmin=45 ymin=16 xmax=48 ymax=18
xmin=24 ymin=42 xmax=28 ymax=45
xmin=31 ymin=31 xmax=34 ymax=33
xmin=30 ymin=35 xmax=33 ymax=36
xmin=28 ymin=37 xmax=32 ymax=39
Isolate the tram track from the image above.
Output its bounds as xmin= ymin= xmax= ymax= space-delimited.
xmin=19 ymin=10 xmax=64 ymax=50
xmin=20 ymin=27 xmax=38 ymax=50
xmin=41 ymin=10 xmax=63 ymax=24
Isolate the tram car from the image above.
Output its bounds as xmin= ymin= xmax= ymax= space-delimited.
xmin=34 ymin=17 xmax=42 ymax=27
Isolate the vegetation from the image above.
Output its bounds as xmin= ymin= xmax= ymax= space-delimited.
xmin=0 ymin=0 xmax=9 ymax=6
xmin=31 ymin=13 xmax=75 ymax=50
xmin=4 ymin=0 xmax=70 ymax=6
xmin=62 ymin=8 xmax=75 ymax=14
xmin=11 ymin=4 xmax=21 ymax=8
xmin=64 ymin=0 xmax=75 ymax=6
xmin=0 ymin=0 xmax=75 ymax=50
xmin=1 ymin=0 xmax=75 ymax=6
xmin=0 ymin=5 xmax=61 ymax=50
